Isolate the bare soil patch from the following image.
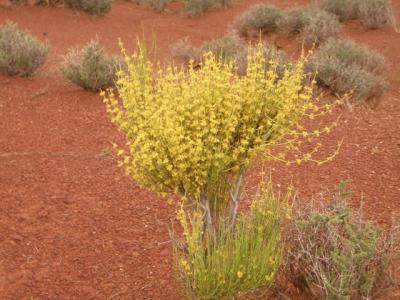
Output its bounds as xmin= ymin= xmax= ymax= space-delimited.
xmin=0 ymin=0 xmax=399 ymax=298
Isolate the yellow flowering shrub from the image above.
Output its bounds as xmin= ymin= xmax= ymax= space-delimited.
xmin=103 ymin=42 xmax=316 ymax=219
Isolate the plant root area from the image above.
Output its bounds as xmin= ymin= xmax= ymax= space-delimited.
xmin=1 ymin=0 xmax=400 ymax=299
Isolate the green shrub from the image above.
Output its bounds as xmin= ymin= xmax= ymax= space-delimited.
xmin=0 ymin=22 xmax=49 ymax=77
xmin=238 ymin=5 xmax=341 ymax=44
xmin=147 ymin=0 xmax=170 ymax=12
xmin=301 ymin=9 xmax=341 ymax=44
xmin=174 ymin=181 xmax=289 ymax=299
xmin=233 ymin=4 xmax=284 ymax=36
xmin=170 ymin=33 xmax=244 ymax=67
xmin=9 ymin=0 xmax=29 ymax=4
xmin=61 ymin=39 xmax=125 ymax=91
xmin=182 ymin=0 xmax=232 ymax=16
xmin=200 ymin=33 xmax=243 ymax=62
xmin=357 ymin=0 xmax=394 ymax=29
xmin=317 ymin=0 xmax=394 ymax=29
xmin=64 ymin=0 xmax=112 ymax=15
xmin=131 ymin=0 xmax=170 ymax=13
xmin=170 ymin=34 xmax=288 ymax=77
xmin=170 ymin=38 xmax=201 ymax=65
xmin=313 ymin=38 xmax=385 ymax=74
xmin=284 ymin=182 xmax=400 ymax=299
xmin=318 ymin=0 xmax=359 ymax=21
xmin=308 ymin=38 xmax=387 ymax=102
xmin=276 ymin=7 xmax=312 ymax=33
xmin=235 ymin=44 xmax=288 ymax=77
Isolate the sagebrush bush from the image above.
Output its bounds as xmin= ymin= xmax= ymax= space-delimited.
xmin=308 ymin=38 xmax=387 ymax=102
xmin=233 ymin=4 xmax=284 ymax=36
xmin=301 ymin=9 xmax=341 ymax=44
xmin=61 ymin=39 xmax=125 ymax=91
xmin=0 ymin=22 xmax=49 ymax=77
xmin=170 ymin=38 xmax=201 ymax=65
xmin=182 ymin=0 xmax=231 ymax=16
xmin=170 ymin=33 xmax=243 ymax=66
xmin=313 ymin=38 xmax=385 ymax=73
xmin=284 ymin=182 xmax=400 ymax=299
xmin=318 ymin=0 xmax=359 ymax=21
xmin=357 ymin=0 xmax=394 ymax=29
xmin=276 ymin=7 xmax=312 ymax=34
xmin=11 ymin=0 xmax=63 ymax=5
xmin=317 ymin=0 xmax=394 ymax=29
xmin=131 ymin=0 xmax=170 ymax=13
xmin=170 ymin=34 xmax=288 ymax=77
xmin=64 ymin=0 xmax=112 ymax=14
xmin=200 ymin=33 xmax=243 ymax=62
xmin=174 ymin=181 xmax=289 ymax=299
xmin=235 ymin=44 xmax=288 ymax=77
xmin=235 ymin=5 xmax=340 ymax=44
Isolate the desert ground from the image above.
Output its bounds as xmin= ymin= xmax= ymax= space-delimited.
xmin=1 ymin=0 xmax=399 ymax=298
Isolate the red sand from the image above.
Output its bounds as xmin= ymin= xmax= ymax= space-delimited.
xmin=0 ymin=0 xmax=399 ymax=298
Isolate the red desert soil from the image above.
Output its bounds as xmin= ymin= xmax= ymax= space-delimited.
xmin=0 ymin=0 xmax=399 ymax=299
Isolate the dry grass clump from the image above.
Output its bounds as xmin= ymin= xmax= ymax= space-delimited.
xmin=64 ymin=0 xmax=112 ymax=14
xmin=284 ymin=182 xmax=400 ymax=299
xmin=317 ymin=0 xmax=395 ymax=29
xmin=308 ymin=38 xmax=388 ymax=102
xmin=0 ymin=22 xmax=49 ymax=77
xmin=61 ymin=39 xmax=126 ymax=91
xmin=235 ymin=5 xmax=340 ymax=44
xmin=233 ymin=4 xmax=284 ymax=37
xmin=182 ymin=0 xmax=232 ymax=16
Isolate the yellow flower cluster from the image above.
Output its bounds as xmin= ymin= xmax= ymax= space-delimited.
xmin=103 ymin=42 xmax=315 ymax=201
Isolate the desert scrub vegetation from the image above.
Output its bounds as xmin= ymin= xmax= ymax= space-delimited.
xmin=234 ymin=5 xmax=341 ymax=44
xmin=170 ymin=33 xmax=243 ymax=66
xmin=356 ymin=0 xmax=395 ymax=29
xmin=129 ymin=0 xmax=229 ymax=14
xmin=0 ymin=22 xmax=49 ymax=77
xmin=61 ymin=39 xmax=126 ymax=91
xmin=307 ymin=38 xmax=388 ymax=102
xmin=170 ymin=34 xmax=288 ymax=76
xmin=316 ymin=0 xmax=359 ymax=21
xmin=299 ymin=8 xmax=341 ymax=44
xmin=276 ymin=7 xmax=341 ymax=44
xmin=317 ymin=0 xmax=395 ymax=29
xmin=233 ymin=4 xmax=284 ymax=36
xmin=284 ymin=181 xmax=400 ymax=299
xmin=182 ymin=0 xmax=232 ymax=16
xmin=9 ymin=0 xmax=63 ymax=5
xmin=130 ymin=0 xmax=170 ymax=13
xmin=103 ymin=41 xmax=339 ymax=297
xmin=64 ymin=0 xmax=112 ymax=15
xmin=174 ymin=181 xmax=289 ymax=299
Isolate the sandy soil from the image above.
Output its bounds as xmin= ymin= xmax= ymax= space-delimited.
xmin=0 ymin=0 xmax=399 ymax=298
